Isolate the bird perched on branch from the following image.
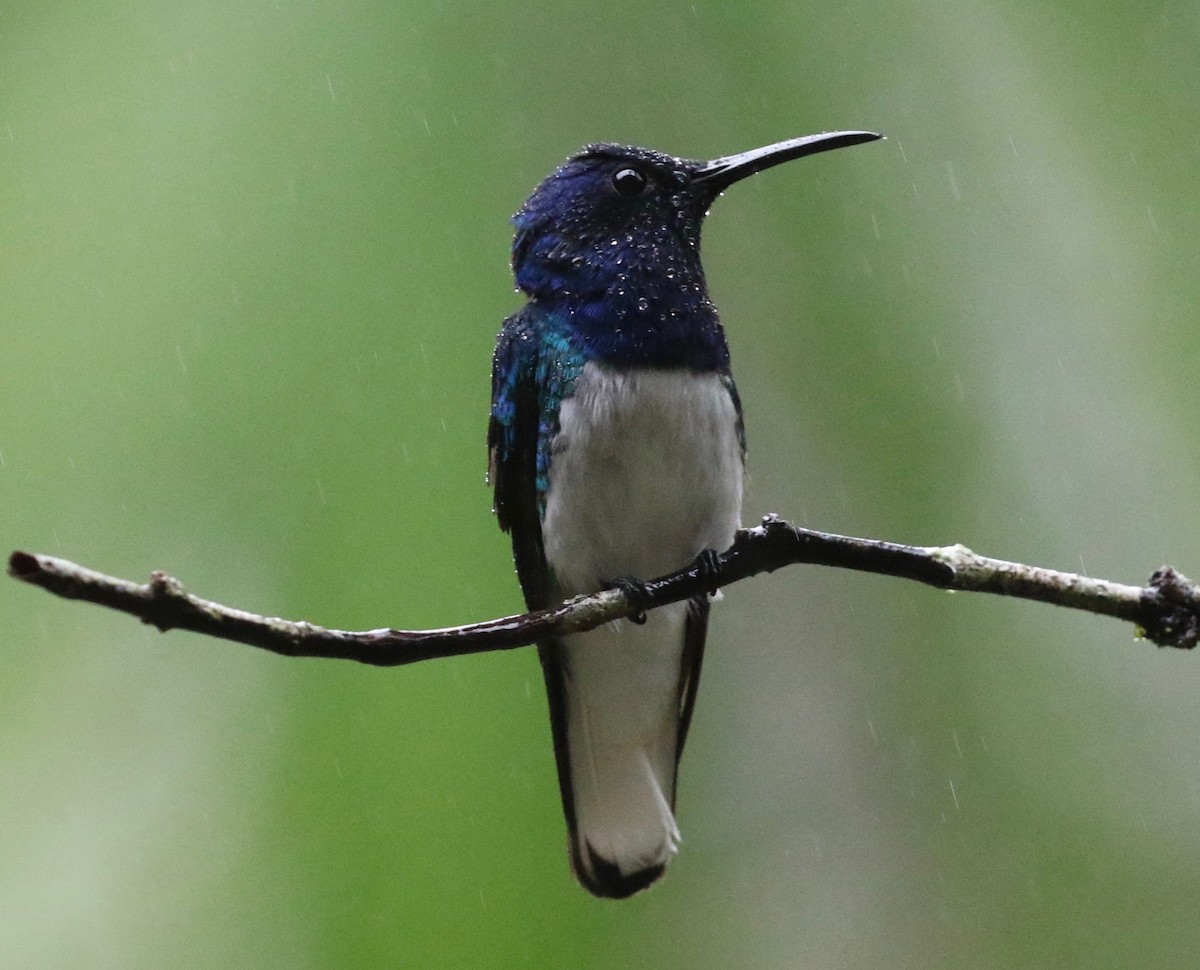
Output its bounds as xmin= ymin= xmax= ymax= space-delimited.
xmin=489 ymin=129 xmax=881 ymax=897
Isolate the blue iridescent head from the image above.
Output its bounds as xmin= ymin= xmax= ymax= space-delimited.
xmin=511 ymin=131 xmax=882 ymax=313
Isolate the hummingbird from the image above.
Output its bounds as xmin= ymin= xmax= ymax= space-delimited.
xmin=488 ymin=130 xmax=882 ymax=898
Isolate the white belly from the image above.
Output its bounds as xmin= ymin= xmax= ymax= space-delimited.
xmin=537 ymin=361 xmax=745 ymax=888
xmin=541 ymin=362 xmax=744 ymax=594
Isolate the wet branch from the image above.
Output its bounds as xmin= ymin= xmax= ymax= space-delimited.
xmin=7 ymin=514 xmax=1199 ymax=664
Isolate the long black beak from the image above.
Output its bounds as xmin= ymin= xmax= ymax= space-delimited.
xmin=694 ymin=130 xmax=883 ymax=192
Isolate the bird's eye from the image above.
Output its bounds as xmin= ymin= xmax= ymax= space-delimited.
xmin=612 ymin=167 xmax=648 ymax=198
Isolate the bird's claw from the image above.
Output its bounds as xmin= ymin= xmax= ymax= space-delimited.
xmin=608 ymin=576 xmax=651 ymax=624
xmin=694 ymin=548 xmax=723 ymax=597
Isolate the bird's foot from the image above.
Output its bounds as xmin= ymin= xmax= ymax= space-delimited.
xmin=693 ymin=548 xmax=723 ymax=597
xmin=607 ymin=576 xmax=651 ymax=625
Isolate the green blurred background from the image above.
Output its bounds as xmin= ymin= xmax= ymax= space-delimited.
xmin=4 ymin=1 xmax=1200 ymax=966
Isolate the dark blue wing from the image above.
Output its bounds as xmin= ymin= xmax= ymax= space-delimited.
xmin=488 ymin=306 xmax=551 ymax=610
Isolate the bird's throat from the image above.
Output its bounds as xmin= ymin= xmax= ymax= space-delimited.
xmin=557 ymin=279 xmax=729 ymax=370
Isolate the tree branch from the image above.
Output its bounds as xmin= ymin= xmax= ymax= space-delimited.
xmin=8 ymin=514 xmax=1199 ymax=664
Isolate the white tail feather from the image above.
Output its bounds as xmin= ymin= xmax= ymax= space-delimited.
xmin=561 ymin=607 xmax=687 ymax=884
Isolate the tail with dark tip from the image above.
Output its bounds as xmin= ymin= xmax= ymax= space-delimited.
xmin=539 ymin=597 xmax=708 ymax=898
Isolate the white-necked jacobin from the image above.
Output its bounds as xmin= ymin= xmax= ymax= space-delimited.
xmin=488 ymin=130 xmax=882 ymax=898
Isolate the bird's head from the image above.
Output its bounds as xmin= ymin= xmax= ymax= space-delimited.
xmin=510 ymin=131 xmax=882 ymax=311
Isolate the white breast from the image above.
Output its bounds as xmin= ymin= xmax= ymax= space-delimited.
xmin=541 ymin=362 xmax=744 ymax=595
